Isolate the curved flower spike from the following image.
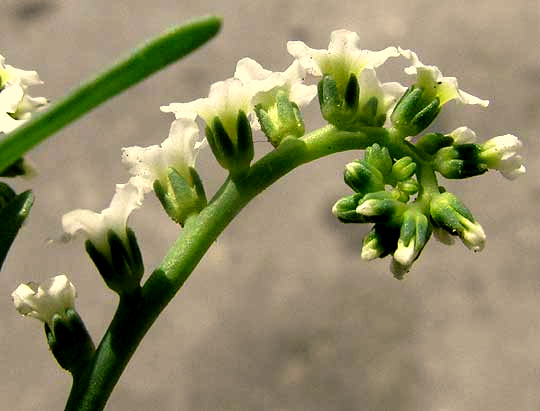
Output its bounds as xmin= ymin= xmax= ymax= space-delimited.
xmin=0 ymin=54 xmax=47 ymax=133
xmin=62 ymin=182 xmax=144 ymax=258
xmin=287 ymin=29 xmax=398 ymax=80
xmin=12 ymin=274 xmax=76 ymax=329
xmin=398 ymin=48 xmax=489 ymax=108
xmin=122 ymin=113 xmax=207 ymax=192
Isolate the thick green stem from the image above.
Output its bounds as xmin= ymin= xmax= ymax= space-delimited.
xmin=64 ymin=125 xmax=388 ymax=411
xmin=0 ymin=16 xmax=221 ymax=173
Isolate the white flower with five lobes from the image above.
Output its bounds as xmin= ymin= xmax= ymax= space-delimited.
xmin=233 ymin=57 xmax=317 ymax=117
xmin=12 ymin=275 xmax=76 ymax=329
xmin=122 ymin=113 xmax=207 ymax=192
xmin=0 ymin=54 xmax=47 ymax=133
xmin=398 ymin=48 xmax=490 ymax=108
xmin=479 ymin=134 xmax=526 ymax=180
xmin=287 ymin=29 xmax=398 ymax=80
xmin=161 ymin=78 xmax=253 ymax=142
xmin=62 ymin=181 xmax=144 ymax=259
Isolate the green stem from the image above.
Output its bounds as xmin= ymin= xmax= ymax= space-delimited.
xmin=0 ymin=16 xmax=221 ymax=173
xmin=64 ymin=125 xmax=388 ymax=411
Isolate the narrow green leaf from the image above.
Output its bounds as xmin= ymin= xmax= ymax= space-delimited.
xmin=0 ymin=190 xmax=34 ymax=269
xmin=0 ymin=16 xmax=222 ymax=173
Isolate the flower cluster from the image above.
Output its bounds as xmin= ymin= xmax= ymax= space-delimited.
xmin=0 ymin=54 xmax=47 ymax=134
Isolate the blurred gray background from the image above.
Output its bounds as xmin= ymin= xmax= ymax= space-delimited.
xmin=1 ymin=0 xmax=538 ymax=410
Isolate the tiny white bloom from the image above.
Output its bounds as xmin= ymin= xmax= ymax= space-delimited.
xmin=12 ymin=274 xmax=76 ymax=329
xmin=287 ymin=29 xmax=398 ymax=81
xmin=62 ymin=182 xmax=144 ymax=258
xmin=122 ymin=114 xmax=207 ymax=192
xmin=393 ymin=239 xmax=416 ymax=267
xmin=479 ymin=134 xmax=526 ymax=179
xmin=449 ymin=126 xmax=477 ymax=144
xmin=398 ymin=48 xmax=489 ymax=108
xmin=0 ymin=54 xmax=47 ymax=133
xmin=234 ymin=58 xmax=317 ymax=116
xmin=161 ymin=78 xmax=253 ymax=142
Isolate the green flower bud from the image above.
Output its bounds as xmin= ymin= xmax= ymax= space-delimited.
xmin=318 ymin=74 xmax=360 ymax=131
xmin=392 ymin=209 xmax=431 ymax=277
xmin=432 ymin=145 xmax=488 ymax=179
xmin=390 ymin=86 xmax=441 ymax=136
xmin=332 ymin=193 xmax=367 ymax=223
xmin=344 ymin=160 xmax=384 ymax=194
xmin=153 ymin=167 xmax=207 ymax=226
xmin=429 ymin=192 xmax=486 ymax=251
xmin=391 ymin=156 xmax=416 ymax=181
xmin=365 ymin=143 xmax=392 ymax=177
xmin=356 ymin=191 xmax=405 ymax=223
xmin=255 ymin=89 xmax=305 ymax=147
xmin=361 ymin=223 xmax=400 ymax=260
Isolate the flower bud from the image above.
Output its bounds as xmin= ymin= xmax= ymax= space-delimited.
xmin=391 ymin=156 xmax=416 ymax=181
xmin=364 ymin=143 xmax=392 ymax=177
xmin=429 ymin=192 xmax=486 ymax=251
xmin=343 ymin=160 xmax=384 ymax=194
xmin=361 ymin=223 xmax=399 ymax=260
xmin=356 ymin=191 xmax=405 ymax=223
xmin=392 ymin=208 xmax=431 ymax=276
xmin=390 ymin=86 xmax=441 ymax=136
xmin=12 ymin=275 xmax=94 ymax=375
xmin=332 ymin=193 xmax=367 ymax=223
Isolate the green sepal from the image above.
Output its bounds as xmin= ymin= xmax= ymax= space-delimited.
xmin=415 ymin=133 xmax=453 ymax=155
xmin=0 ymin=189 xmax=33 ymax=270
xmin=85 ymin=227 xmax=144 ymax=295
xmin=391 ymin=157 xmax=416 ymax=182
xmin=205 ymin=111 xmax=253 ymax=179
xmin=255 ymin=90 xmax=305 ymax=147
xmin=154 ymin=167 xmax=207 ymax=225
xmin=318 ymin=74 xmax=384 ymax=130
xmin=356 ymin=190 xmax=406 ymax=224
xmin=364 ymin=143 xmax=392 ymax=177
xmin=433 ymin=145 xmax=488 ymax=179
xmin=344 ymin=73 xmax=360 ymax=111
xmin=390 ymin=86 xmax=441 ymax=136
xmin=45 ymin=308 xmax=95 ymax=375
xmin=234 ymin=109 xmax=254 ymax=177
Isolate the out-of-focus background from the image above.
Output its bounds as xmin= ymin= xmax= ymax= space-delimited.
xmin=0 ymin=1 xmax=538 ymax=410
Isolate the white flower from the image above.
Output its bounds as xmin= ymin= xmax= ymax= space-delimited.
xmin=161 ymin=78 xmax=253 ymax=143
xmin=449 ymin=126 xmax=477 ymax=144
xmin=62 ymin=182 xmax=144 ymax=258
xmin=357 ymin=68 xmax=406 ymax=122
xmin=479 ymin=134 xmax=526 ymax=179
xmin=287 ymin=29 xmax=398 ymax=82
xmin=0 ymin=54 xmax=47 ymax=133
xmin=398 ymin=48 xmax=489 ymax=108
xmin=234 ymin=58 xmax=317 ymax=119
xmin=12 ymin=274 xmax=76 ymax=329
xmin=122 ymin=114 xmax=207 ymax=192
